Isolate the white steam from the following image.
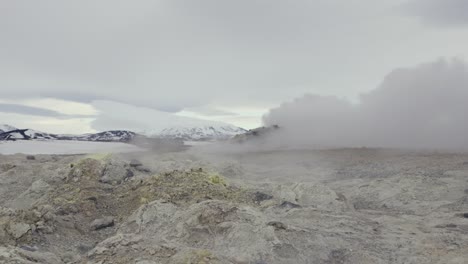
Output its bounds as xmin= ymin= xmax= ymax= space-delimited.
xmin=263 ymin=58 xmax=468 ymax=149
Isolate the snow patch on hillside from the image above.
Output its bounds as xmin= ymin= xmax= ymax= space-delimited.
xmin=154 ymin=124 xmax=246 ymax=140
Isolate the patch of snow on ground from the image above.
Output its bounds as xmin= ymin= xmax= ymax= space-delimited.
xmin=0 ymin=140 xmax=144 ymax=155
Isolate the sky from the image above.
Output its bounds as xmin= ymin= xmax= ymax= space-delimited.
xmin=1 ymin=0 xmax=468 ymax=134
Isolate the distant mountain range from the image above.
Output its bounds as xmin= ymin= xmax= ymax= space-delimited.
xmin=0 ymin=124 xmax=247 ymax=142
xmin=156 ymin=125 xmax=246 ymax=141
xmin=0 ymin=125 xmax=136 ymax=142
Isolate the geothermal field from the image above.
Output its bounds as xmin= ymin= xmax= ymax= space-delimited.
xmin=3 ymin=1 xmax=468 ymax=263
xmin=0 ymin=143 xmax=467 ymax=264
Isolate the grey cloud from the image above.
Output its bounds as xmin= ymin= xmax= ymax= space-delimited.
xmin=263 ymin=58 xmax=468 ymax=150
xmin=0 ymin=103 xmax=94 ymax=119
xmin=89 ymin=100 xmax=232 ymax=133
xmin=402 ymin=0 xmax=468 ymax=26
xmin=2 ymin=0 xmax=468 ymax=121
xmin=0 ymin=0 xmax=420 ymax=112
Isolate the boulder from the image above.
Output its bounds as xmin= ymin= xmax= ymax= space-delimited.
xmin=7 ymin=222 xmax=31 ymax=239
xmin=100 ymin=160 xmax=134 ymax=184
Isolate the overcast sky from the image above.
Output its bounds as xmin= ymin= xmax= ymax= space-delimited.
xmin=1 ymin=0 xmax=468 ymax=133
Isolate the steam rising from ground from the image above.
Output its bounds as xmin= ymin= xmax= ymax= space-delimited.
xmin=263 ymin=58 xmax=468 ymax=150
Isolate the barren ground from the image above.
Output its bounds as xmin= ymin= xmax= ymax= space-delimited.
xmin=0 ymin=145 xmax=467 ymax=263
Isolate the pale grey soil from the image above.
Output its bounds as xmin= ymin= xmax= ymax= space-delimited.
xmin=0 ymin=147 xmax=467 ymax=263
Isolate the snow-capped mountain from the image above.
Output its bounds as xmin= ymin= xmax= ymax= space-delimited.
xmin=0 ymin=124 xmax=136 ymax=142
xmin=0 ymin=121 xmax=247 ymax=142
xmin=155 ymin=124 xmax=247 ymax=141
xmin=0 ymin=124 xmax=17 ymax=133
xmin=92 ymin=101 xmax=248 ymax=141
xmin=52 ymin=131 xmax=137 ymax=142
xmin=0 ymin=129 xmax=58 ymax=141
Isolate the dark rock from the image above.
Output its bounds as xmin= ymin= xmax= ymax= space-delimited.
xmin=26 ymin=155 xmax=36 ymax=160
xmin=35 ymin=221 xmax=54 ymax=234
xmin=454 ymin=212 xmax=468 ymax=218
xmin=435 ymin=223 xmax=457 ymax=228
xmin=128 ymin=159 xmax=151 ymax=173
xmin=90 ymin=216 xmax=115 ymax=230
xmin=252 ymin=192 xmax=273 ymax=203
xmin=279 ymin=201 xmax=301 ymax=209
xmin=129 ymin=159 xmax=143 ymax=167
xmin=56 ymin=204 xmax=79 ymax=215
xmin=77 ymin=242 xmax=96 ymax=253
xmin=267 ymin=221 xmax=287 ymax=230
xmin=327 ymin=249 xmax=349 ymax=264
xmin=86 ymin=196 xmax=98 ymax=203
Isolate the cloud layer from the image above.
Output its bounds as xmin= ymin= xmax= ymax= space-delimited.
xmin=403 ymin=0 xmax=468 ymax=26
xmin=263 ymin=58 xmax=468 ymax=149
xmin=2 ymin=1 xmax=468 ymax=132
xmin=90 ymin=100 xmax=238 ymax=135
xmin=0 ymin=103 xmax=93 ymax=119
xmin=2 ymin=0 xmax=468 ymax=115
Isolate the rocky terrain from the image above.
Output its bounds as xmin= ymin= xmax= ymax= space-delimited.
xmin=0 ymin=146 xmax=467 ymax=263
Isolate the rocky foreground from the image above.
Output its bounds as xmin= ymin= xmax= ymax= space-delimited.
xmin=0 ymin=148 xmax=467 ymax=263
